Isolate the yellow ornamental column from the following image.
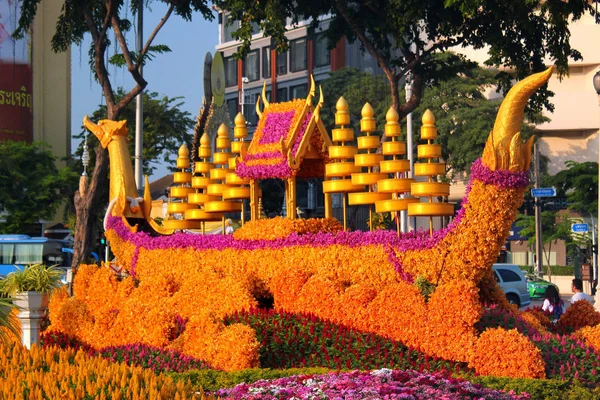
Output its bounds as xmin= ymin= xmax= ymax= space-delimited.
xmin=163 ymin=144 xmax=201 ymax=230
xmin=323 ymin=97 xmax=363 ymax=230
xmin=186 ymin=133 xmax=223 ymax=234
xmin=375 ymin=107 xmax=419 ymax=236
xmin=223 ymin=113 xmax=258 ymax=226
xmin=205 ymin=124 xmax=243 ymax=232
xmin=348 ymin=102 xmax=392 ymax=231
xmin=407 ymin=109 xmax=455 ymax=236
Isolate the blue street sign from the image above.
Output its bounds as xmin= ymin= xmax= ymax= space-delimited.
xmin=572 ymin=223 xmax=589 ymax=233
xmin=531 ymin=187 xmax=556 ymax=197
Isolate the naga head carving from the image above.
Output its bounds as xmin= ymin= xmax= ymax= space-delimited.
xmin=481 ymin=67 xmax=553 ymax=172
xmin=83 ymin=116 xmax=128 ymax=148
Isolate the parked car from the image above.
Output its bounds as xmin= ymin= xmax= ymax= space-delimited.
xmin=492 ymin=263 xmax=531 ymax=308
xmin=525 ymin=273 xmax=559 ymax=299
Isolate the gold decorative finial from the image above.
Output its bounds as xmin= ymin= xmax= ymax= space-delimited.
xmin=218 ymin=123 xmax=229 ymax=138
xmin=384 ymin=107 xmax=400 ymax=137
xmin=361 ymin=102 xmax=375 ymax=118
xmin=482 ymin=67 xmax=553 ymax=171
xmin=360 ymin=103 xmax=376 ymax=133
xmin=422 ymin=109 xmax=436 ymax=125
xmin=200 ymin=132 xmax=210 ymax=147
xmin=178 ymin=144 xmax=189 ymax=158
xmin=314 ymin=85 xmax=324 ymax=122
xmin=336 ymin=97 xmax=349 ymax=112
xmin=234 ymin=113 xmax=248 ymax=139
xmin=261 ymin=82 xmax=270 ymax=108
xmin=306 ymin=75 xmax=316 ymax=105
xmin=255 ymin=95 xmax=262 ymax=119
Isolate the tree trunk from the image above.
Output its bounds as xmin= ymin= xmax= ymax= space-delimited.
xmin=71 ymin=145 xmax=109 ymax=270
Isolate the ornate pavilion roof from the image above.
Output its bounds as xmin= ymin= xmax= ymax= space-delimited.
xmin=235 ymin=82 xmax=332 ymax=180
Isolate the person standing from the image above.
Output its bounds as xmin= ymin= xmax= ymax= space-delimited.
xmin=542 ymin=285 xmax=564 ymax=321
xmin=224 ymin=219 xmax=234 ymax=235
xmin=570 ymin=278 xmax=593 ymax=304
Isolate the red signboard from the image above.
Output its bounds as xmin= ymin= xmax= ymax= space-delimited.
xmin=0 ymin=1 xmax=33 ymax=142
xmin=0 ymin=62 xmax=32 ymax=141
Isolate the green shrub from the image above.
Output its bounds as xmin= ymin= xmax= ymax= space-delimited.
xmin=0 ymin=264 xmax=62 ymax=296
xmin=170 ymin=367 xmax=331 ymax=392
xmin=520 ymin=265 xmax=574 ymax=276
xmin=470 ymin=375 xmax=600 ymax=400
xmin=415 ymin=275 xmax=436 ymax=301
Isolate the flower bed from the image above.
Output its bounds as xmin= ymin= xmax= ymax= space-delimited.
xmin=212 ymin=369 xmax=529 ymax=399
xmin=0 ymin=341 xmax=198 ymax=398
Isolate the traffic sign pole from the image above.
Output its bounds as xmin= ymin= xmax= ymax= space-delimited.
xmin=534 ymin=142 xmax=543 ymax=278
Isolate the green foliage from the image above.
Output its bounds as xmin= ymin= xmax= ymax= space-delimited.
xmin=550 ymin=161 xmax=598 ymax=216
xmin=520 ymin=265 xmax=574 ymax=276
xmin=0 ymin=298 xmax=19 ymax=345
xmin=469 ymin=375 xmax=600 ymax=400
xmin=0 ymin=141 xmax=78 ymax=233
xmin=217 ymin=0 xmax=596 ymax=114
xmin=72 ymin=89 xmax=195 ymax=176
xmin=0 ymin=264 xmax=63 ymax=296
xmin=108 ymin=45 xmax=172 ymax=68
xmin=367 ymin=213 xmax=392 ymax=231
xmin=170 ymin=367 xmax=331 ymax=392
xmin=415 ymin=276 xmax=436 ymax=302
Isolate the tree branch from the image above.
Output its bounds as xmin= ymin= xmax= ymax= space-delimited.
xmin=113 ymin=85 xmax=145 ymax=116
xmin=111 ymin=14 xmax=136 ymax=71
xmin=141 ymin=4 xmax=175 ymax=60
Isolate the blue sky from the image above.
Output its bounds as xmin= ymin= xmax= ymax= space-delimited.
xmin=71 ymin=3 xmax=218 ymax=178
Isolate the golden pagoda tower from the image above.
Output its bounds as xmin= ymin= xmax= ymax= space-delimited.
xmin=408 ymin=109 xmax=454 ymax=235
xmin=375 ymin=107 xmax=418 ymax=235
xmin=348 ymin=103 xmax=392 ymax=231
xmin=223 ymin=113 xmax=254 ymax=225
xmin=205 ymin=123 xmax=243 ymax=232
xmin=322 ymin=97 xmax=363 ymax=230
xmin=163 ymin=144 xmax=201 ymax=230
xmin=185 ymin=132 xmax=223 ymax=233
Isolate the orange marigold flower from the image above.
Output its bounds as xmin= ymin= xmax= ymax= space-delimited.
xmin=470 ymin=327 xmax=545 ymax=379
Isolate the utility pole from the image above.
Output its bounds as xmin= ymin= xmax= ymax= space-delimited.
xmin=403 ymin=73 xmax=415 ymax=232
xmin=134 ymin=0 xmax=144 ymax=192
xmin=534 ymin=141 xmax=543 ymax=277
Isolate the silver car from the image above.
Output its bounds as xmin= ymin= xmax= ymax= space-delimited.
xmin=492 ymin=263 xmax=531 ymax=308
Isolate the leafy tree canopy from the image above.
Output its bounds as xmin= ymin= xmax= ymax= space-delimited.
xmin=549 ymin=160 xmax=598 ymax=216
xmin=0 ymin=141 xmax=78 ymax=233
xmin=217 ymin=0 xmax=596 ymax=117
xmin=72 ymin=88 xmax=195 ymax=176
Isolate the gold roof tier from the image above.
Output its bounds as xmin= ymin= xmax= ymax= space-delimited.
xmin=167 ymin=202 xmax=196 ymax=213
xmin=375 ymin=198 xmax=420 ymax=213
xmin=323 ymin=179 xmax=364 ymax=194
xmin=184 ymin=209 xmax=224 ymax=221
xmin=408 ymin=202 xmax=455 ymax=217
xmin=417 ymin=144 xmax=442 ymax=159
xmin=191 ymin=176 xmax=212 ymax=189
xmin=380 ymin=160 xmax=411 ymax=173
xmin=377 ymin=179 xmax=414 ymax=194
xmin=194 ymin=162 xmax=213 ymax=174
xmin=225 ymin=172 xmax=250 ymax=186
xmin=173 ymin=172 xmax=192 ymax=184
xmin=354 ymin=153 xmax=384 ymax=167
xmin=351 ymin=173 xmax=388 ymax=186
xmin=411 ymin=182 xmax=451 ymax=197
xmin=170 ymin=187 xmax=195 ymax=198
xmin=325 ymin=162 xmax=360 ymax=177
xmin=328 ymin=146 xmax=358 ymax=159
xmin=204 ymin=201 xmax=243 ymax=213
xmin=348 ymin=192 xmax=392 ymax=205
xmin=382 ymin=141 xmax=406 ymax=155
xmin=414 ymin=163 xmax=446 ymax=176
xmin=162 ymin=219 xmax=202 ymax=230
xmin=188 ymin=193 xmax=220 ymax=204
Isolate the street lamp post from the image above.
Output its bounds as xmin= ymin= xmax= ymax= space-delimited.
xmin=593 ymin=70 xmax=600 ymax=286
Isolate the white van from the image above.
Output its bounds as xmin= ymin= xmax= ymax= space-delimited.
xmin=492 ymin=263 xmax=531 ymax=308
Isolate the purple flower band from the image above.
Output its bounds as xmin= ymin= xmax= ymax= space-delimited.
xmin=470 ymin=158 xmax=530 ymax=189
xmin=258 ymin=111 xmax=296 ymax=144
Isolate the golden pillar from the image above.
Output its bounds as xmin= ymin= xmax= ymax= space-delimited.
xmin=407 ymin=110 xmax=454 ymax=236
xmin=323 ymin=97 xmax=362 ymax=230
xmin=163 ymin=145 xmax=201 ymax=230
xmin=348 ymin=103 xmax=391 ymax=231
xmin=375 ymin=107 xmax=418 ymax=236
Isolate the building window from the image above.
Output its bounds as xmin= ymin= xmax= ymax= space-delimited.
xmin=314 ymin=33 xmax=331 ymax=68
xmin=243 ymin=49 xmax=260 ymax=82
xmin=224 ymin=56 xmax=238 ymax=87
xmin=262 ymin=47 xmax=271 ymax=79
xmin=290 ymin=84 xmax=308 ymax=99
xmin=223 ymin=14 xmax=239 ymax=42
xmin=250 ymin=21 xmax=260 ymax=35
xmin=290 ymin=38 xmax=307 ymax=72
xmin=277 ymin=87 xmax=288 ymax=102
xmin=227 ymin=98 xmax=238 ymax=123
xmin=242 ymin=92 xmax=259 ymax=126
xmin=276 ymin=51 xmax=287 ymax=76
